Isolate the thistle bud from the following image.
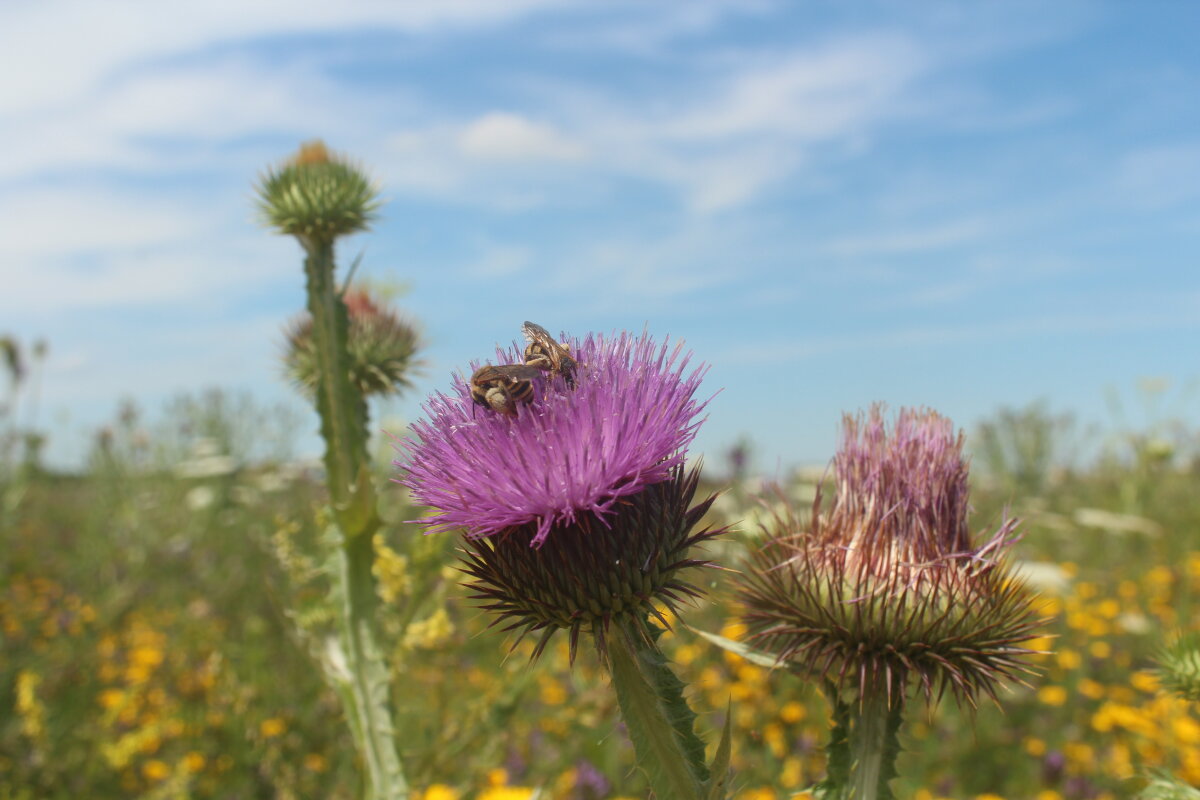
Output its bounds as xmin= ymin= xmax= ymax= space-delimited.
xmin=739 ymin=406 xmax=1044 ymax=707
xmin=397 ymin=329 xmax=723 ymax=661
xmin=283 ymin=288 xmax=421 ymax=398
xmin=255 ymin=139 xmax=380 ymax=245
xmin=1157 ymin=632 xmax=1200 ymax=702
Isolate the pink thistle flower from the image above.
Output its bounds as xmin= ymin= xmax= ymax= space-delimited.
xmin=395 ymin=327 xmax=723 ymax=660
xmin=397 ymin=329 xmax=708 ymax=546
xmin=739 ymin=406 xmax=1046 ymax=707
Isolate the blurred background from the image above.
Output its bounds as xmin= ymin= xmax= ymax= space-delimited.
xmin=4 ymin=3 xmax=1200 ymax=799
xmin=3 ymin=0 xmax=1197 ymax=472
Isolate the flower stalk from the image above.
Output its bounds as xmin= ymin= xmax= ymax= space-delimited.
xmin=607 ymin=617 xmax=710 ymax=800
xmin=846 ymin=676 xmax=903 ymax=800
xmin=398 ymin=327 xmax=731 ymax=797
xmin=738 ymin=406 xmax=1045 ymax=798
xmin=257 ymin=141 xmax=406 ymax=800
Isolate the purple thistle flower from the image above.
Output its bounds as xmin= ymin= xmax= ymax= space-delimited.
xmin=739 ymin=405 xmax=1046 ymax=708
xmin=397 ymin=329 xmax=708 ymax=546
xmin=395 ymin=326 xmax=724 ymax=661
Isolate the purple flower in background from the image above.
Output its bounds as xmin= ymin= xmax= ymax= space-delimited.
xmin=398 ymin=329 xmax=708 ymax=546
xmin=396 ymin=326 xmax=724 ymax=660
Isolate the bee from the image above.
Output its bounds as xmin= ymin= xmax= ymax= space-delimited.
xmin=522 ymin=320 xmax=577 ymax=386
xmin=469 ymin=363 xmax=544 ymax=416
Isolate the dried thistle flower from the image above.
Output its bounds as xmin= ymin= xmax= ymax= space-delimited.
xmin=283 ymin=288 xmax=421 ymax=398
xmin=396 ymin=329 xmax=723 ymax=660
xmin=739 ymin=405 xmax=1045 ymax=708
xmin=255 ymin=139 xmax=380 ymax=244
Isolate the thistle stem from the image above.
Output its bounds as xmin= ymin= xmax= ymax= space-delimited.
xmin=302 ymin=239 xmax=370 ymax=505
xmin=606 ymin=618 xmax=711 ymax=800
xmin=848 ymin=676 xmax=902 ymax=800
xmin=303 ymin=238 xmax=405 ymax=799
xmin=336 ymin=529 xmax=406 ymax=800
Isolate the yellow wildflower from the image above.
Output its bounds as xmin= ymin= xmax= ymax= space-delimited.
xmin=738 ymin=789 xmax=777 ymax=800
xmin=780 ymin=701 xmax=806 ymax=724
xmin=1130 ymin=670 xmax=1160 ymax=693
xmin=780 ymin=756 xmax=803 ymax=788
xmin=538 ymin=677 xmax=567 ymax=706
xmin=1038 ymin=685 xmax=1068 ymax=706
xmin=141 ymin=759 xmax=170 ymax=782
xmin=16 ymin=670 xmax=45 ymax=742
xmin=478 ymin=789 xmax=534 ymax=800
xmin=260 ymin=717 xmax=287 ymax=738
xmin=1056 ymin=649 xmax=1081 ymax=670
xmin=403 ymin=608 xmax=455 ymax=650
xmin=1173 ymin=715 xmax=1200 ymax=744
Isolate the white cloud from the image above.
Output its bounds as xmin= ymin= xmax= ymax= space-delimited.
xmin=0 ymin=57 xmax=367 ymax=180
xmin=1114 ymin=144 xmax=1200 ymax=209
xmin=660 ymin=34 xmax=926 ymax=142
xmin=463 ymin=242 xmax=533 ymax=278
xmin=823 ymin=218 xmax=990 ymax=257
xmin=0 ymin=185 xmax=293 ymax=316
xmin=375 ymin=33 xmax=930 ymax=213
xmin=3 ymin=188 xmax=204 ymax=259
xmin=1 ymin=245 xmax=293 ymax=318
xmin=458 ymin=112 xmax=587 ymax=162
xmin=0 ymin=0 xmax=568 ymax=115
xmin=716 ymin=303 xmax=1200 ymax=366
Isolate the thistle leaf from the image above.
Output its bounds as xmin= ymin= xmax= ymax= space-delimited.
xmin=608 ymin=624 xmax=707 ymax=799
xmin=693 ymin=628 xmax=781 ymax=668
xmin=704 ymin=701 xmax=734 ymax=800
xmin=809 ymin=685 xmax=852 ymax=800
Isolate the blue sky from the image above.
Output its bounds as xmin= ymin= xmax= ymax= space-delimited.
xmin=3 ymin=1 xmax=1198 ymax=472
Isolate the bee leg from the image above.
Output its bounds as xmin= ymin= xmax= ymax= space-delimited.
xmin=486 ymin=387 xmax=516 ymax=416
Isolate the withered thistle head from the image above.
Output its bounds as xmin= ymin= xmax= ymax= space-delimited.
xmin=739 ymin=406 xmax=1044 ymax=707
xmin=397 ymin=329 xmax=724 ymax=661
xmin=283 ymin=288 xmax=421 ymax=398
xmin=255 ymin=139 xmax=380 ymax=245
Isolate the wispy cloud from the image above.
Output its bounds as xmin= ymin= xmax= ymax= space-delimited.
xmin=0 ymin=0 xmax=569 ymax=114
xmin=457 ymin=112 xmax=588 ymax=162
xmin=716 ymin=302 xmax=1200 ymax=366
xmin=0 ymin=184 xmax=293 ymax=317
xmin=377 ymin=32 xmax=932 ymax=212
xmin=823 ymin=218 xmax=990 ymax=257
xmin=1113 ymin=143 xmax=1200 ymax=209
xmin=462 ymin=242 xmax=533 ymax=278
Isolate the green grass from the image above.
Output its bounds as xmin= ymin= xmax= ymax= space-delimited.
xmin=2 ymin=396 xmax=1199 ymax=799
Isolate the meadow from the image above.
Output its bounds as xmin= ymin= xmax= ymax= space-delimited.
xmin=3 ymin=147 xmax=1198 ymax=800
xmin=2 ymin=381 xmax=1199 ymax=799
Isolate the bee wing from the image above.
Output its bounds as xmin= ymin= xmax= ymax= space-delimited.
xmin=522 ymin=320 xmax=553 ymax=343
xmin=491 ymin=364 xmax=544 ymax=381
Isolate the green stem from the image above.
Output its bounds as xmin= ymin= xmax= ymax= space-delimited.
xmin=303 ymin=237 xmax=405 ymax=799
xmin=607 ymin=618 xmax=709 ymax=800
xmin=302 ymin=239 xmax=370 ymax=507
xmin=336 ymin=529 xmax=407 ymax=800
xmin=848 ymin=676 xmax=901 ymax=800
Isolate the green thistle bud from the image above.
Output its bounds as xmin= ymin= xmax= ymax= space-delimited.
xmin=1157 ymin=632 xmax=1200 ymax=702
xmin=459 ymin=464 xmax=724 ymax=663
xmin=255 ymin=140 xmax=380 ymax=245
xmin=283 ymin=288 xmax=421 ymax=399
xmin=739 ymin=406 xmax=1046 ymax=708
